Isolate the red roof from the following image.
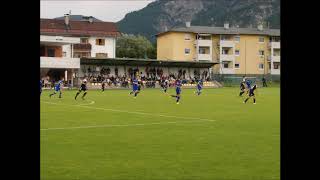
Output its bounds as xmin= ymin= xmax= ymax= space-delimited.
xmin=40 ymin=18 xmax=121 ymax=37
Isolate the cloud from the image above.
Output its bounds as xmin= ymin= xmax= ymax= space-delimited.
xmin=40 ymin=0 xmax=155 ymax=22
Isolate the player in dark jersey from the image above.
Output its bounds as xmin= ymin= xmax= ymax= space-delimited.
xmin=102 ymin=81 xmax=105 ymax=92
xmin=162 ymin=79 xmax=169 ymax=93
xmin=170 ymin=79 xmax=182 ymax=104
xmin=239 ymin=81 xmax=246 ymax=96
xmin=40 ymin=80 xmax=43 ymax=96
xmin=49 ymin=80 xmax=63 ymax=98
xmin=243 ymin=84 xmax=257 ymax=104
xmin=75 ymin=79 xmax=88 ymax=100
xmin=195 ymin=79 xmax=203 ymax=95
xmin=129 ymin=78 xmax=140 ymax=98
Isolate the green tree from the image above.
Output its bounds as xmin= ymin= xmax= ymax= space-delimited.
xmin=116 ymin=34 xmax=156 ymax=59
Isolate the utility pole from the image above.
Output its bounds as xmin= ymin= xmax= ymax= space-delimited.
xmin=244 ymin=40 xmax=247 ymax=75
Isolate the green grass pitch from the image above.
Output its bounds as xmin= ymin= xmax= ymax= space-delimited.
xmin=41 ymin=87 xmax=280 ymax=180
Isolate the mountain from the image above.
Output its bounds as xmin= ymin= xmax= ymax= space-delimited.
xmin=117 ymin=0 xmax=280 ymax=42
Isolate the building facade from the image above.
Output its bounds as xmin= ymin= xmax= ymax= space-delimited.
xmin=156 ymin=23 xmax=280 ymax=76
xmin=40 ymin=15 xmax=120 ymax=84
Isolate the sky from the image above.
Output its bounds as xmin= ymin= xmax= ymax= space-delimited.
xmin=40 ymin=0 xmax=155 ymax=22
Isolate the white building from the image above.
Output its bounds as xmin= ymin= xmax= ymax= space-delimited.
xmin=40 ymin=15 xmax=120 ymax=85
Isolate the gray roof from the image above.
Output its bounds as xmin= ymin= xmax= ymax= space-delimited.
xmin=157 ymin=26 xmax=280 ymax=36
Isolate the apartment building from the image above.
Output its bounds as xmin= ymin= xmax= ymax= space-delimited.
xmin=156 ymin=22 xmax=280 ymax=75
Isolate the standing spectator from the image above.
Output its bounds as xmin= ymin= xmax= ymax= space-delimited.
xmin=262 ymin=76 xmax=267 ymax=87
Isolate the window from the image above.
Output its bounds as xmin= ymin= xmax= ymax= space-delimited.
xmin=235 ymin=63 xmax=240 ymax=68
xmin=96 ymin=39 xmax=105 ymax=45
xmin=81 ymin=38 xmax=89 ymax=44
xmin=185 ymin=34 xmax=191 ymax=41
xmin=47 ymin=48 xmax=55 ymax=57
xmin=235 ymin=50 xmax=240 ymax=55
xmin=223 ymin=63 xmax=229 ymax=68
xmin=259 ymin=50 xmax=265 ymax=56
xmin=259 ymin=37 xmax=265 ymax=42
xmin=234 ymin=36 xmax=240 ymax=42
xmin=96 ymin=53 xmax=108 ymax=58
xmin=274 ymin=62 xmax=280 ymax=69
xmin=74 ymin=52 xmax=91 ymax=58
xmin=222 ymin=49 xmax=229 ymax=55
xmin=185 ymin=48 xmax=190 ymax=55
xmin=63 ymin=51 xmax=67 ymax=57
xmin=259 ymin=63 xmax=264 ymax=69
xmin=199 ymin=48 xmax=205 ymax=54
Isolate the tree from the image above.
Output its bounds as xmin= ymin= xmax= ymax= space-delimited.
xmin=116 ymin=34 xmax=156 ymax=59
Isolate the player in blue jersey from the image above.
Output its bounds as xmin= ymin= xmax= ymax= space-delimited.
xmin=129 ymin=78 xmax=140 ymax=98
xmin=195 ymin=79 xmax=203 ymax=95
xmin=75 ymin=79 xmax=88 ymax=100
xmin=243 ymin=84 xmax=258 ymax=104
xmin=170 ymin=79 xmax=182 ymax=104
xmin=245 ymin=79 xmax=251 ymax=89
xmin=40 ymin=80 xmax=43 ymax=96
xmin=49 ymin=80 xmax=63 ymax=98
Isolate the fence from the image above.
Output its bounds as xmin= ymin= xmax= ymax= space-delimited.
xmin=211 ymin=73 xmax=280 ymax=87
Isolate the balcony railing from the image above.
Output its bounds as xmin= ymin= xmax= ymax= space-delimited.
xmin=40 ymin=56 xmax=80 ymax=69
xmin=272 ymin=56 xmax=280 ymax=62
xmin=73 ymin=43 xmax=92 ymax=51
xmin=220 ymin=54 xmax=234 ymax=61
xmin=195 ymin=40 xmax=212 ymax=47
xmin=219 ymin=40 xmax=234 ymax=47
xmin=197 ymin=54 xmax=212 ymax=61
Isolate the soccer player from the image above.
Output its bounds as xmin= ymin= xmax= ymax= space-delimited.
xmin=129 ymin=78 xmax=140 ymax=98
xmin=195 ymin=79 xmax=203 ymax=95
xmin=239 ymin=81 xmax=246 ymax=96
xmin=75 ymin=79 xmax=88 ymax=100
xmin=243 ymin=84 xmax=258 ymax=104
xmin=162 ymin=79 xmax=169 ymax=93
xmin=245 ymin=79 xmax=251 ymax=89
xmin=170 ymin=79 xmax=182 ymax=104
xmin=40 ymin=80 xmax=42 ymax=96
xmin=102 ymin=81 xmax=105 ymax=92
xmin=49 ymin=80 xmax=63 ymax=98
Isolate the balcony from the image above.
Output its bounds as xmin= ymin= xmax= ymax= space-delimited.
xmin=195 ymin=40 xmax=212 ymax=47
xmin=219 ymin=40 xmax=234 ymax=47
xmin=73 ymin=43 xmax=92 ymax=51
xmin=40 ymin=57 xmax=80 ymax=69
xmin=40 ymin=35 xmax=80 ymax=45
xmin=269 ymin=42 xmax=280 ymax=49
xmin=271 ymin=69 xmax=280 ymax=75
xmin=197 ymin=54 xmax=212 ymax=61
xmin=272 ymin=55 xmax=281 ymax=62
xmin=220 ymin=54 xmax=235 ymax=61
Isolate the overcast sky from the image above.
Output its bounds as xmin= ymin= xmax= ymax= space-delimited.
xmin=40 ymin=0 xmax=155 ymax=22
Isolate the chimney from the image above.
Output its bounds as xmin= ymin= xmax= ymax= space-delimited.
xmin=185 ymin=21 xmax=191 ymax=28
xmin=224 ymin=22 xmax=229 ymax=29
xmin=164 ymin=26 xmax=168 ymax=32
xmin=64 ymin=14 xmax=70 ymax=26
xmin=257 ymin=23 xmax=264 ymax=31
xmin=88 ymin=16 xmax=93 ymax=23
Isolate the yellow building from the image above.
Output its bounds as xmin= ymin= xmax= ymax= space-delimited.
xmin=156 ymin=23 xmax=280 ymax=75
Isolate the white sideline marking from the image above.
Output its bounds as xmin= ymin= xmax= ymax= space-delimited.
xmin=41 ymin=101 xmax=216 ymax=122
xmin=41 ymin=120 xmax=215 ymax=131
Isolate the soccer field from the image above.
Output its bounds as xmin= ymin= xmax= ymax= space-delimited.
xmin=40 ymin=87 xmax=280 ymax=180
